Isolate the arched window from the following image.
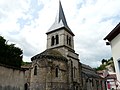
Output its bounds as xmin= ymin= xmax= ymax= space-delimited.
xmin=75 ymin=86 xmax=78 ymax=90
xmin=55 ymin=66 xmax=59 ymax=77
xmin=56 ymin=35 xmax=59 ymax=44
xmin=24 ymin=83 xmax=28 ymax=90
xmin=92 ymin=79 xmax=94 ymax=87
xmin=73 ymin=66 xmax=76 ymax=78
xmin=34 ymin=66 xmax=37 ymax=75
xmin=67 ymin=35 xmax=72 ymax=46
xmin=67 ymin=35 xmax=69 ymax=44
xmin=69 ymin=37 xmax=71 ymax=46
xmin=51 ymin=36 xmax=55 ymax=46
xmin=71 ymin=60 xmax=73 ymax=78
xmin=118 ymin=59 xmax=120 ymax=71
xmin=100 ymin=80 xmax=103 ymax=90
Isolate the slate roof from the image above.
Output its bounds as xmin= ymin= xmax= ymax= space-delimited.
xmin=46 ymin=1 xmax=74 ymax=36
xmin=81 ymin=64 xmax=101 ymax=78
xmin=31 ymin=49 xmax=68 ymax=62
xmin=104 ymin=23 xmax=120 ymax=41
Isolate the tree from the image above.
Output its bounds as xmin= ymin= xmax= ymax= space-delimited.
xmin=102 ymin=59 xmax=107 ymax=64
xmin=96 ymin=57 xmax=115 ymax=71
xmin=0 ymin=36 xmax=23 ymax=68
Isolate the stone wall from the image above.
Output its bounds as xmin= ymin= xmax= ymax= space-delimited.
xmin=0 ymin=64 xmax=26 ymax=90
xmin=30 ymin=58 xmax=68 ymax=90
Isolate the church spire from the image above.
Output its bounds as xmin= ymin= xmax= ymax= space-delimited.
xmin=57 ymin=0 xmax=68 ymax=28
xmin=46 ymin=0 xmax=74 ymax=36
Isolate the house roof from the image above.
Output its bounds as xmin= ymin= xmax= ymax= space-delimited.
xmin=104 ymin=23 xmax=120 ymax=41
xmin=46 ymin=1 xmax=74 ymax=36
xmin=106 ymin=74 xmax=116 ymax=79
xmin=81 ymin=63 xmax=101 ymax=78
xmin=82 ymin=71 xmax=101 ymax=78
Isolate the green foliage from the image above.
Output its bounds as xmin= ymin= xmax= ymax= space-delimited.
xmin=96 ymin=64 xmax=106 ymax=71
xmin=101 ymin=59 xmax=107 ymax=64
xmin=96 ymin=57 xmax=115 ymax=71
xmin=0 ymin=36 xmax=23 ymax=68
xmin=21 ymin=61 xmax=31 ymax=66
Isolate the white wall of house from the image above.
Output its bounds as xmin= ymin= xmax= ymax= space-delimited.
xmin=107 ymin=79 xmax=116 ymax=90
xmin=110 ymin=33 xmax=120 ymax=82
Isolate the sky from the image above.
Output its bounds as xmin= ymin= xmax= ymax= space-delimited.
xmin=0 ymin=0 xmax=120 ymax=68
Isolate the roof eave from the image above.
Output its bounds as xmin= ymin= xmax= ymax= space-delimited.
xmin=104 ymin=22 xmax=120 ymax=41
xmin=46 ymin=27 xmax=75 ymax=36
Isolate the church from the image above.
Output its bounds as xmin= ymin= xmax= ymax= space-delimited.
xmin=0 ymin=1 xmax=107 ymax=90
xmin=27 ymin=1 xmax=106 ymax=90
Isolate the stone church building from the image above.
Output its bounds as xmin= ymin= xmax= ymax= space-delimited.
xmin=0 ymin=1 xmax=106 ymax=90
xmin=30 ymin=1 xmax=81 ymax=89
xmin=27 ymin=1 xmax=106 ymax=90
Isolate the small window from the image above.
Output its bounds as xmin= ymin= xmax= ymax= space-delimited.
xmin=67 ymin=35 xmax=72 ymax=46
xmin=67 ymin=35 xmax=69 ymax=44
xmin=56 ymin=35 xmax=59 ymax=44
xmin=75 ymin=86 xmax=78 ymax=90
xmin=55 ymin=67 xmax=59 ymax=77
xmin=69 ymin=37 xmax=71 ymax=46
xmin=118 ymin=60 xmax=120 ymax=71
xmin=71 ymin=60 xmax=73 ymax=78
xmin=24 ymin=83 xmax=28 ymax=90
xmin=51 ymin=36 xmax=55 ymax=46
xmin=73 ymin=67 xmax=76 ymax=78
xmin=34 ymin=66 xmax=37 ymax=75
xmin=92 ymin=79 xmax=94 ymax=86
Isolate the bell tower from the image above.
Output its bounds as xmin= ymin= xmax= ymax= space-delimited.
xmin=46 ymin=1 xmax=75 ymax=52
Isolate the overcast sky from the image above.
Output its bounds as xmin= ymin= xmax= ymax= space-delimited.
xmin=0 ymin=0 xmax=120 ymax=67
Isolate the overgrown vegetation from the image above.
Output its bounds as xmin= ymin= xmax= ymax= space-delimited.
xmin=21 ymin=61 xmax=31 ymax=66
xmin=0 ymin=36 xmax=23 ymax=68
xmin=96 ymin=57 xmax=115 ymax=72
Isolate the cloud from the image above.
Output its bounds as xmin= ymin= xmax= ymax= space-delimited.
xmin=0 ymin=0 xmax=120 ymax=67
xmin=17 ymin=0 xmax=44 ymax=29
xmin=72 ymin=0 xmax=120 ymax=67
xmin=0 ymin=0 xmax=29 ymax=33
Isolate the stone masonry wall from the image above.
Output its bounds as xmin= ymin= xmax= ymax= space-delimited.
xmin=30 ymin=58 xmax=68 ymax=90
xmin=0 ymin=64 xmax=25 ymax=90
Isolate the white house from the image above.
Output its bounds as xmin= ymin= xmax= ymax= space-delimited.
xmin=104 ymin=23 xmax=120 ymax=88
